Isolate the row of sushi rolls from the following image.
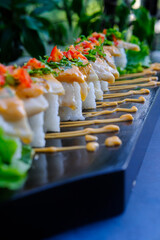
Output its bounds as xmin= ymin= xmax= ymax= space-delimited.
xmin=0 ymin=28 xmax=157 ymax=190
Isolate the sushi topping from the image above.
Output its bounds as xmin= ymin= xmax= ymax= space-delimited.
xmin=0 ymin=64 xmax=7 ymax=75
xmin=23 ymin=58 xmax=54 ymax=76
xmin=24 ymin=58 xmax=45 ymax=69
xmin=103 ymin=29 xmax=107 ymax=35
xmin=63 ymin=45 xmax=88 ymax=61
xmin=0 ymin=64 xmax=32 ymax=88
xmin=43 ymin=45 xmax=88 ymax=70
xmin=112 ymin=35 xmax=119 ymax=46
xmin=75 ymin=40 xmax=106 ymax=61
xmin=47 ymin=46 xmax=63 ymax=63
xmin=88 ymin=37 xmax=100 ymax=46
xmin=90 ymin=32 xmax=105 ymax=43
xmin=0 ymin=75 xmax=5 ymax=86
xmin=105 ymin=28 xmax=124 ymax=41
xmin=11 ymin=68 xmax=32 ymax=88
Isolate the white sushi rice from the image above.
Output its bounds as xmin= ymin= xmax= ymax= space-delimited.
xmin=114 ymin=48 xmax=127 ymax=69
xmin=100 ymin=81 xmax=109 ymax=92
xmin=44 ymin=93 xmax=60 ymax=132
xmin=59 ymin=82 xmax=76 ymax=110
xmin=83 ymin=82 xmax=96 ymax=109
xmin=29 ymin=112 xmax=45 ymax=147
xmin=87 ymin=67 xmax=103 ymax=100
xmin=59 ymin=82 xmax=84 ymax=121
xmin=92 ymin=80 xmax=103 ymax=100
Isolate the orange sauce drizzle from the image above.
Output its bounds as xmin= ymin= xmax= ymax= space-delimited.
xmin=149 ymin=63 xmax=160 ymax=71
xmin=85 ymin=135 xmax=98 ymax=142
xmin=34 ymin=142 xmax=99 ymax=153
xmin=103 ymin=89 xmax=150 ymax=99
xmin=108 ymin=81 xmax=157 ymax=91
xmin=110 ymin=77 xmax=158 ymax=86
xmin=118 ymin=70 xmax=157 ymax=80
xmin=96 ymin=96 xmax=145 ymax=108
xmin=45 ymin=125 xmax=119 ymax=139
xmin=105 ymin=136 xmax=122 ymax=147
xmin=60 ymin=114 xmax=133 ymax=128
xmin=84 ymin=106 xmax=137 ymax=118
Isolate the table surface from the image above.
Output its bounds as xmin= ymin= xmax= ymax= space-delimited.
xmin=45 ymin=110 xmax=160 ymax=240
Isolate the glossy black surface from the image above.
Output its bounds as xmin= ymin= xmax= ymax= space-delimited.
xmin=21 ymin=82 xmax=160 ymax=194
xmin=1 ymin=76 xmax=160 ymax=239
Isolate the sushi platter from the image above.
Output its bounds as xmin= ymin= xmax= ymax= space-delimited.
xmin=0 ymin=29 xmax=160 ymax=238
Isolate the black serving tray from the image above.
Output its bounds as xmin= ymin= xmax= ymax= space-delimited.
xmin=1 ymin=74 xmax=160 ymax=239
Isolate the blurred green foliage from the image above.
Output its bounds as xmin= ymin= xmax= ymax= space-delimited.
xmin=0 ymin=0 xmax=156 ymax=63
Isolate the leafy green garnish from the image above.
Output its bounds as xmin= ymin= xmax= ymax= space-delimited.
xmin=0 ymin=128 xmax=18 ymax=165
xmin=103 ymin=39 xmax=113 ymax=46
xmin=28 ymin=67 xmax=52 ymax=76
xmin=84 ymin=45 xmax=106 ymax=62
xmin=0 ymin=128 xmax=33 ymax=190
xmin=117 ymin=34 xmax=151 ymax=75
xmin=127 ymin=35 xmax=151 ymax=68
xmin=43 ymin=56 xmax=89 ymax=70
xmin=105 ymin=28 xmax=125 ymax=41
xmin=117 ymin=63 xmax=144 ymax=75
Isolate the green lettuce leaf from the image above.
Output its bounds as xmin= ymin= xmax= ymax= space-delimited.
xmin=0 ymin=129 xmax=33 ymax=190
xmin=118 ymin=35 xmax=151 ymax=75
xmin=126 ymin=35 xmax=150 ymax=68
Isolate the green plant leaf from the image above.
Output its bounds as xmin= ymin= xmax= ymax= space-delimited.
xmin=0 ymin=28 xmax=22 ymax=63
xmin=31 ymin=0 xmax=60 ymax=15
xmin=0 ymin=0 xmax=11 ymax=10
xmin=71 ymin=0 xmax=84 ymax=17
xmin=132 ymin=7 xmax=156 ymax=46
xmin=22 ymin=15 xmax=44 ymax=31
xmin=21 ymin=27 xmax=45 ymax=58
xmin=63 ymin=0 xmax=72 ymax=29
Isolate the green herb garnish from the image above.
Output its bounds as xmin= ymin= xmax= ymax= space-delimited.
xmin=103 ymin=39 xmax=113 ymax=46
xmin=105 ymin=28 xmax=125 ymax=41
xmin=43 ymin=56 xmax=88 ymax=70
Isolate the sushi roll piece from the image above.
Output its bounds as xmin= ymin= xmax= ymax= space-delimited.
xmin=90 ymin=57 xmax=115 ymax=84
xmin=88 ymin=33 xmax=119 ymax=79
xmin=69 ymin=45 xmax=102 ymax=101
xmin=23 ymin=58 xmax=65 ymax=132
xmin=44 ymin=46 xmax=95 ymax=120
xmin=114 ymin=47 xmax=128 ymax=69
xmin=74 ymin=40 xmax=115 ymax=90
xmin=0 ymin=63 xmax=48 ymax=147
xmin=0 ymin=87 xmax=33 ymax=143
xmin=17 ymin=84 xmax=48 ymax=147
xmin=85 ymin=66 xmax=103 ymax=100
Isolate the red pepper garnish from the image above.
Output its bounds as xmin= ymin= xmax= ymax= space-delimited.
xmin=0 ymin=64 xmax=7 ymax=75
xmin=88 ymin=37 xmax=100 ymax=46
xmin=75 ymin=37 xmax=81 ymax=43
xmin=63 ymin=45 xmax=87 ymax=61
xmin=112 ymin=34 xmax=118 ymax=46
xmin=91 ymin=32 xmax=105 ymax=43
xmin=103 ymin=29 xmax=107 ymax=35
xmin=75 ymin=45 xmax=84 ymax=52
xmin=80 ymin=40 xmax=94 ymax=49
xmin=47 ymin=46 xmax=63 ymax=63
xmin=24 ymin=58 xmax=45 ymax=70
xmin=0 ymin=75 xmax=5 ymax=86
xmin=12 ymin=68 xmax=32 ymax=88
